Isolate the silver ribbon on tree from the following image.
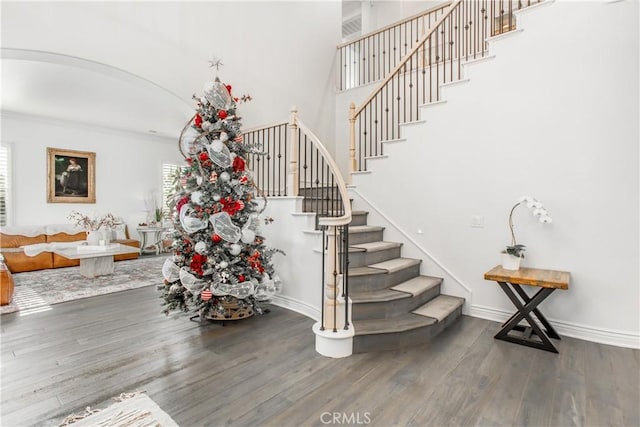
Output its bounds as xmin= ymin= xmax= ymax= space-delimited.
xmin=209 ymin=212 xmax=241 ymax=243
xmin=203 ymin=77 xmax=232 ymax=110
xmin=179 ymin=204 xmax=208 ymax=234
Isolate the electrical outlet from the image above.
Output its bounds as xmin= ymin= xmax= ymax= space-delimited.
xmin=471 ymin=215 xmax=485 ymax=228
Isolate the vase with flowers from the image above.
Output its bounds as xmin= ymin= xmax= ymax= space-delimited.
xmin=68 ymin=211 xmax=120 ymax=245
xmin=502 ymin=196 xmax=552 ymax=270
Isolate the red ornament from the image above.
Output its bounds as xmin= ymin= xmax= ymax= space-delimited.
xmin=176 ymin=196 xmax=189 ymax=213
xmin=232 ymin=156 xmax=245 ymax=172
xmin=199 ymin=152 xmax=209 ymax=161
xmin=190 ymin=253 xmax=207 ymax=276
xmin=212 ymin=234 xmax=222 ymax=243
xmin=238 ymin=274 xmax=245 ymax=282
xmin=239 ymin=175 xmax=249 ymax=184
xmin=217 ymin=110 xmax=228 ymax=120
xmin=225 ymin=85 xmax=232 ymax=94
xmin=247 ymin=251 xmax=264 ymax=273
xmin=201 ymin=290 xmax=213 ymax=301
xmin=221 ymin=197 xmax=244 ymax=216
xmin=194 ymin=114 xmax=203 ymax=128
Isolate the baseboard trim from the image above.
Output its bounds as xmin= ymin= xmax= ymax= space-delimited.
xmin=269 ymin=294 xmax=320 ymax=322
xmin=470 ymin=304 xmax=640 ymax=349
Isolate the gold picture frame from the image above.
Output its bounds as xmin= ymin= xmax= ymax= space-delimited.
xmin=47 ymin=147 xmax=96 ymax=203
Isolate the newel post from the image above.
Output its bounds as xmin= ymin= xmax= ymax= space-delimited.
xmin=349 ymin=102 xmax=357 ymax=177
xmin=289 ymin=106 xmax=299 ymax=197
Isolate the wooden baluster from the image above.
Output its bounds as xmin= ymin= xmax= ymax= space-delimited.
xmin=349 ymin=102 xmax=357 ymax=175
xmin=289 ymin=106 xmax=299 ymax=196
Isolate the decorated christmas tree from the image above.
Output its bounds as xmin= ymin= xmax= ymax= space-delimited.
xmin=160 ymin=62 xmax=282 ymax=320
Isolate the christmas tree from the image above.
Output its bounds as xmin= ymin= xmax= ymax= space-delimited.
xmin=160 ymin=63 xmax=282 ymax=320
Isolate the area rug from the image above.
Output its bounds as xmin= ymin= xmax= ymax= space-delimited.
xmin=59 ymin=392 xmax=178 ymax=426
xmin=1 ymin=255 xmax=167 ymax=315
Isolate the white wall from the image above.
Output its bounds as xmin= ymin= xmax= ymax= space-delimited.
xmin=260 ymin=197 xmax=323 ymax=320
xmin=1 ymin=112 xmax=183 ymax=239
xmin=350 ymin=1 xmax=639 ymax=347
xmin=1 ymin=1 xmax=341 ymax=144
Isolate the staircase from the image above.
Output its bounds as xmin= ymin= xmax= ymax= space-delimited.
xmin=250 ymin=0 xmax=550 ymax=356
xmin=347 ymin=210 xmax=464 ymax=352
xmin=300 ymin=185 xmax=464 ymax=353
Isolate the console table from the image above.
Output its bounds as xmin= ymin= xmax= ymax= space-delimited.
xmin=137 ymin=226 xmax=169 ymax=255
xmin=484 ymin=265 xmax=570 ymax=353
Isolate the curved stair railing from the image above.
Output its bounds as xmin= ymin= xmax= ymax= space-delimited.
xmin=348 ymin=0 xmax=542 ymax=173
xmin=243 ymin=108 xmax=354 ymax=356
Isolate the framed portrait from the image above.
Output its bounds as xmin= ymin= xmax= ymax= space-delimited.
xmin=47 ymin=148 xmax=96 ymax=203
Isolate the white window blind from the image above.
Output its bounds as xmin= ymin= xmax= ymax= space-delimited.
xmin=0 ymin=144 xmax=11 ymax=226
xmin=161 ymin=162 xmax=180 ymax=212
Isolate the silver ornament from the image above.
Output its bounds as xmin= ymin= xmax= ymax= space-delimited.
xmin=195 ymin=241 xmax=208 ymax=254
xmin=229 ymin=243 xmax=242 ymax=256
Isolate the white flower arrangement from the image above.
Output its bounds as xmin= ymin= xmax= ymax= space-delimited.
xmin=504 ymin=196 xmax=553 ymax=258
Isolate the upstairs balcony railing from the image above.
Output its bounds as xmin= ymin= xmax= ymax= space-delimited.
xmin=348 ymin=0 xmax=542 ymax=173
xmin=337 ymin=2 xmax=451 ymax=91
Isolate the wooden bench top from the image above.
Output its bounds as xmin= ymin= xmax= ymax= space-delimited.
xmin=484 ymin=265 xmax=570 ymax=290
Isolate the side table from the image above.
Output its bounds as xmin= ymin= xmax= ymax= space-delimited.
xmin=137 ymin=226 xmax=168 ymax=255
xmin=484 ymin=265 xmax=570 ymax=353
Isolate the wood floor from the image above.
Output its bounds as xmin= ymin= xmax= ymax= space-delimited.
xmin=1 ymin=285 xmax=638 ymax=427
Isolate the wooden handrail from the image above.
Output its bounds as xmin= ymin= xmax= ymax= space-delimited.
xmin=296 ymin=119 xmax=352 ymax=227
xmin=336 ymin=1 xmax=452 ymax=49
xmin=241 ymin=121 xmax=288 ymax=134
xmin=353 ymin=0 xmax=461 ymax=118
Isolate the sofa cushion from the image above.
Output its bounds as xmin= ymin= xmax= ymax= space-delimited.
xmin=112 ymin=224 xmax=129 ymax=240
xmin=46 ymin=231 xmax=87 ymax=243
xmin=0 ymin=228 xmax=51 ymax=272
xmin=44 ymin=224 xmax=85 ymax=237
xmin=0 ymin=232 xmax=46 ymax=248
xmin=1 ymin=251 xmax=53 ymax=273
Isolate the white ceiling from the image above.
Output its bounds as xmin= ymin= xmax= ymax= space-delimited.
xmin=1 ymin=49 xmax=193 ymax=139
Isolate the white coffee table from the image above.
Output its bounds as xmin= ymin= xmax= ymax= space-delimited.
xmin=52 ymin=244 xmax=141 ymax=278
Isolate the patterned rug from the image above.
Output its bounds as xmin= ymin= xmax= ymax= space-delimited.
xmin=59 ymin=392 xmax=177 ymax=426
xmin=1 ymin=255 xmax=167 ymax=315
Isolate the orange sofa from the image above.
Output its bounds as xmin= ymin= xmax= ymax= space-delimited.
xmin=0 ymin=225 xmax=140 ymax=273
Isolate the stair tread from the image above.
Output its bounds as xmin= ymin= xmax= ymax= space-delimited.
xmin=349 ymin=225 xmax=384 ymax=233
xmin=368 ymin=257 xmax=422 ymax=273
xmin=353 ymin=313 xmax=437 ymax=335
xmin=349 ymin=266 xmax=387 ymax=277
xmin=350 ymin=288 xmax=410 ymax=303
xmin=350 ymin=241 xmax=402 ymax=252
xmin=412 ymin=295 xmax=465 ymax=322
xmin=391 ymin=276 xmax=442 ymax=296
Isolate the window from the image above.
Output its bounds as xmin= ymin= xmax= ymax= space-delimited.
xmin=161 ymin=162 xmax=180 ymax=212
xmin=0 ymin=144 xmax=11 ymax=226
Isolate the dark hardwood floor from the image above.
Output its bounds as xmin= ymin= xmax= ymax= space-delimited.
xmin=1 ymin=285 xmax=638 ymax=426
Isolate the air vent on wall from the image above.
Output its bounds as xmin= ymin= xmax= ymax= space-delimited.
xmin=342 ymin=15 xmax=362 ymax=39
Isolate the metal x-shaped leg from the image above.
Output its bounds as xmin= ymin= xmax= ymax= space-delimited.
xmin=495 ymin=281 xmax=559 ymax=353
